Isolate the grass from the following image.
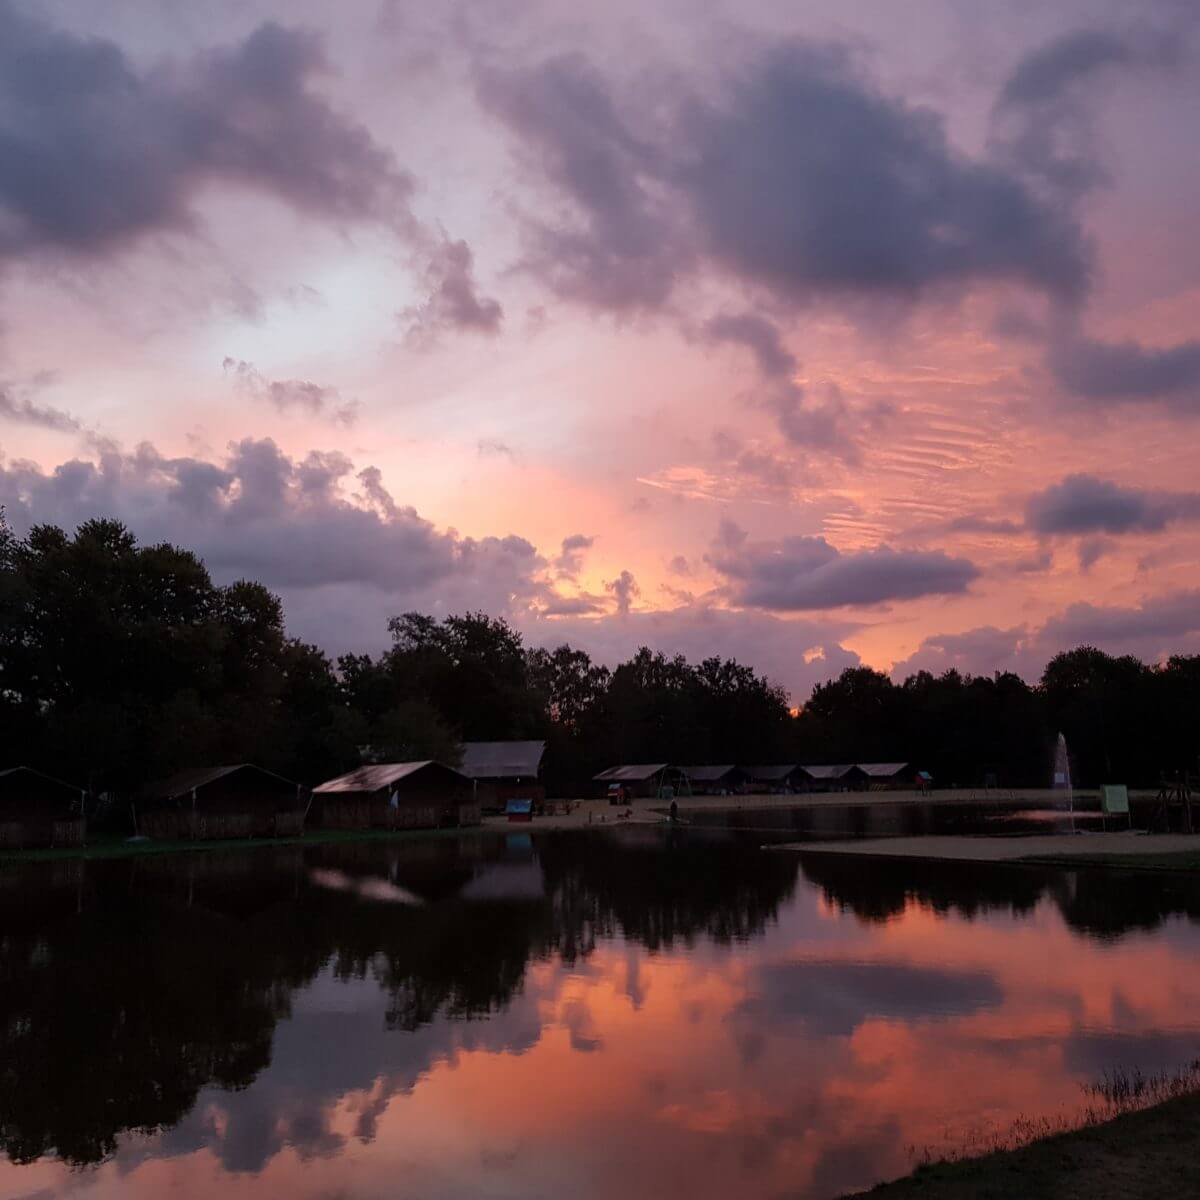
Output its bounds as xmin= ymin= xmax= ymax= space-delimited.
xmin=0 ymin=823 xmax=509 ymax=864
xmin=851 ymin=1064 xmax=1200 ymax=1199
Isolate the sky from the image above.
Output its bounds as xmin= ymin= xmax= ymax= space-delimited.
xmin=1 ymin=0 xmax=1199 ymax=700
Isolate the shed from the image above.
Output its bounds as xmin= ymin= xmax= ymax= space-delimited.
xmin=0 ymin=766 xmax=87 ymax=849
xmin=857 ymin=762 xmax=911 ymax=790
xmin=312 ymin=761 xmax=478 ymax=830
xmin=140 ymin=765 xmax=306 ymax=840
xmin=681 ymin=765 xmax=747 ymax=795
xmin=593 ymin=764 xmax=685 ymax=800
xmin=460 ymin=740 xmax=546 ymax=810
xmin=800 ymin=764 xmax=863 ymax=793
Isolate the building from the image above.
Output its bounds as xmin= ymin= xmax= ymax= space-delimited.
xmin=139 ymin=765 xmax=306 ymax=840
xmin=800 ymin=764 xmax=863 ymax=793
xmin=681 ymin=765 xmax=747 ymax=795
xmin=459 ymin=740 xmax=546 ymax=810
xmin=593 ymin=764 xmax=687 ymax=800
xmin=0 ymin=766 xmax=87 ymax=849
xmin=312 ymin=761 xmax=479 ymax=830
xmin=857 ymin=762 xmax=912 ymax=790
xmin=745 ymin=764 xmax=808 ymax=793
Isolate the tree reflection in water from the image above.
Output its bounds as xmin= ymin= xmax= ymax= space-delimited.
xmin=0 ymin=830 xmax=799 ymax=1166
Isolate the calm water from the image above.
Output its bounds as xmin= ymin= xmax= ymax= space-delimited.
xmin=3 ymin=829 xmax=1200 ymax=1199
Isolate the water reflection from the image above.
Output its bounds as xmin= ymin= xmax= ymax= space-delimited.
xmin=1 ymin=832 xmax=1200 ymax=1199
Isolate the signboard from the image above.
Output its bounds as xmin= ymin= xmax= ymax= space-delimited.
xmin=1101 ymin=785 xmax=1129 ymax=815
xmin=505 ymin=797 xmax=533 ymax=823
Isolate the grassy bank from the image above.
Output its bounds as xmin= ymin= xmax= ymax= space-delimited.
xmin=850 ymin=1091 xmax=1200 ymax=1199
xmin=0 ymin=824 xmax=509 ymax=864
xmin=850 ymin=1065 xmax=1200 ymax=1200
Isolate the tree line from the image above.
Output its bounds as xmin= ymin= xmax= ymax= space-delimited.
xmin=3 ymin=515 xmax=1199 ymax=814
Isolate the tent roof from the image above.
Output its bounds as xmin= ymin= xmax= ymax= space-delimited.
xmin=0 ymin=765 xmax=85 ymax=794
xmin=313 ymin=761 xmax=465 ymax=794
xmin=459 ymin=740 xmax=545 ymax=779
xmin=801 ymin=764 xmax=857 ymax=779
xmin=681 ymin=765 xmax=740 ymax=781
xmin=594 ymin=764 xmax=669 ymax=782
xmin=857 ymin=762 xmax=909 ymax=777
xmin=147 ymin=764 xmax=299 ymax=801
xmin=747 ymin=764 xmax=801 ymax=781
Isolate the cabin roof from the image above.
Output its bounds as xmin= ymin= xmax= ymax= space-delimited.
xmin=147 ymin=764 xmax=300 ymax=801
xmin=459 ymin=740 xmax=545 ymax=779
xmin=857 ymin=762 xmax=909 ymax=776
xmin=801 ymin=763 xmax=857 ymax=779
xmin=0 ymin=765 xmax=85 ymax=795
xmin=681 ymin=765 xmax=740 ymax=781
xmin=747 ymin=764 xmax=801 ymax=781
xmin=313 ymin=761 xmax=465 ymax=794
xmin=594 ymin=764 xmax=670 ymax=782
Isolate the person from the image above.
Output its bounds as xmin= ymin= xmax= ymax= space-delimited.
xmin=669 ymin=799 xmax=678 ymax=824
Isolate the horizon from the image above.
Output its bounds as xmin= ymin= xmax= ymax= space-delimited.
xmin=3 ymin=1 xmax=1199 ymax=701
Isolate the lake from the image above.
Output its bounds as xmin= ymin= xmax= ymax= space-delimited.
xmin=3 ymin=828 xmax=1200 ymax=1199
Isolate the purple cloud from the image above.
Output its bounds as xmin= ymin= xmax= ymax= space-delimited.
xmin=708 ymin=521 xmax=979 ymax=611
xmin=1048 ymin=336 xmax=1200 ymax=405
xmin=1025 ymin=474 xmax=1200 ymax=536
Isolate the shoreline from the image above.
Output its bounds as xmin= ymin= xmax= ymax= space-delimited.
xmin=845 ymin=1090 xmax=1200 ymax=1199
xmin=771 ymin=831 xmax=1200 ymax=871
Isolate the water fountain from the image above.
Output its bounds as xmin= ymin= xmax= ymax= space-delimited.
xmin=1053 ymin=731 xmax=1076 ymax=833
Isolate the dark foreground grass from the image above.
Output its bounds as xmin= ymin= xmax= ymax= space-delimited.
xmin=850 ymin=1065 xmax=1200 ymax=1200
xmin=0 ymin=823 xmax=507 ymax=864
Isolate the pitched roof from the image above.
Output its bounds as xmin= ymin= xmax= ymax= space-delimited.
xmin=459 ymin=740 xmax=545 ymax=779
xmin=594 ymin=764 xmax=669 ymax=782
xmin=147 ymin=764 xmax=300 ymax=800
xmin=801 ymin=764 xmax=857 ymax=780
xmin=0 ymin=766 xmax=85 ymax=795
xmin=682 ymin=765 xmax=741 ymax=782
xmin=747 ymin=764 xmax=801 ymax=781
xmin=857 ymin=762 xmax=909 ymax=777
xmin=313 ymin=761 xmax=465 ymax=794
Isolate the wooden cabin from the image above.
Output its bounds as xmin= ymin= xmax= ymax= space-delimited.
xmin=139 ymin=765 xmax=306 ymax=840
xmin=311 ymin=761 xmax=479 ymax=830
xmin=460 ymin=740 xmax=546 ymax=811
xmin=0 ymin=766 xmax=87 ymax=849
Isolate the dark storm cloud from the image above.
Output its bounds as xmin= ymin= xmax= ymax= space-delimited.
xmin=1024 ymin=474 xmax=1200 ymax=535
xmin=0 ymin=5 xmax=414 ymax=260
xmin=1048 ymin=336 xmax=1200 ymax=404
xmin=0 ymin=384 xmax=80 ymax=431
xmin=708 ymin=520 xmax=979 ymax=611
xmin=481 ymin=40 xmax=1091 ymax=313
